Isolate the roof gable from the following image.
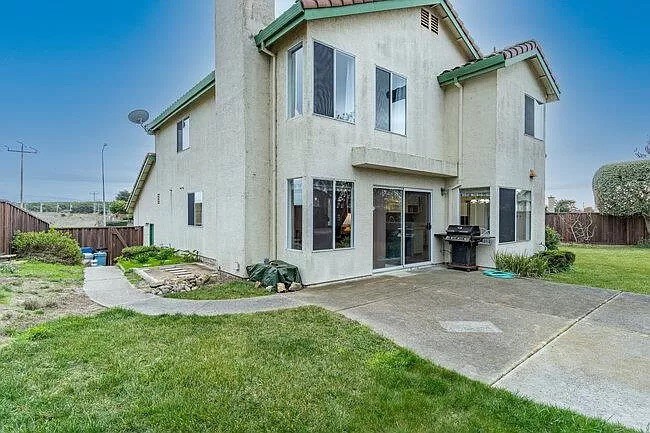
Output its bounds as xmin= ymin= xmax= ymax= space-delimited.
xmin=438 ymin=40 xmax=560 ymax=102
xmin=146 ymin=72 xmax=215 ymax=133
xmin=127 ymin=153 xmax=156 ymax=213
xmin=256 ymin=0 xmax=481 ymax=60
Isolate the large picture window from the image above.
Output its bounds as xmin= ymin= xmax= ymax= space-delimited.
xmin=314 ymin=42 xmax=355 ymax=123
xmin=313 ymin=179 xmax=354 ymax=251
xmin=188 ymin=191 xmax=202 ymax=227
xmin=499 ymin=188 xmax=531 ymax=242
xmin=524 ymin=95 xmax=545 ymax=140
xmin=376 ymin=67 xmax=407 ymax=135
xmin=288 ymin=178 xmax=303 ymax=250
xmin=177 ymin=117 xmax=190 ymax=152
xmin=460 ymin=188 xmax=490 ymax=232
xmin=287 ymin=44 xmax=303 ymax=118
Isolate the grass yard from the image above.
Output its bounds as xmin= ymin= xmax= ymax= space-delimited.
xmin=0 ymin=307 xmax=631 ymax=433
xmin=546 ymin=245 xmax=649 ymax=294
xmin=0 ymin=261 xmax=100 ymax=345
xmin=117 ymin=255 xmax=191 ymax=272
xmin=165 ymin=280 xmax=270 ymax=300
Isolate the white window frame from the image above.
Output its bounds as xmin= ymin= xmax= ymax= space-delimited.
xmin=498 ymin=187 xmax=532 ymax=243
xmin=287 ymin=178 xmax=303 ymax=251
xmin=312 ymin=40 xmax=356 ymax=124
xmin=287 ymin=43 xmax=303 ymax=119
xmin=524 ymin=94 xmax=545 ymax=140
xmin=375 ymin=66 xmax=407 ymax=136
xmin=312 ymin=178 xmax=355 ymax=252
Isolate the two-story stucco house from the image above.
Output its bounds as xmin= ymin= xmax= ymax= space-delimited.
xmin=127 ymin=0 xmax=560 ymax=285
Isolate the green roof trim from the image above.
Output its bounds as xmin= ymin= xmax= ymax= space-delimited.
xmin=437 ymin=54 xmax=505 ymax=86
xmin=127 ymin=153 xmax=156 ymax=213
xmin=146 ymin=71 xmax=215 ymax=133
xmin=255 ymin=0 xmax=480 ymax=59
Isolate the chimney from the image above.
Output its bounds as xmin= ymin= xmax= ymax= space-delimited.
xmin=213 ymin=0 xmax=275 ymax=275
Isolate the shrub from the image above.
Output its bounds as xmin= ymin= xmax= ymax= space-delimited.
xmin=544 ymin=226 xmax=561 ymax=251
xmin=12 ymin=230 xmax=82 ymax=265
xmin=534 ymin=250 xmax=576 ymax=273
xmin=637 ymin=239 xmax=650 ymax=249
xmin=118 ymin=245 xmax=193 ymax=263
xmin=494 ymin=252 xmax=548 ymax=278
xmin=119 ymin=246 xmax=162 ymax=260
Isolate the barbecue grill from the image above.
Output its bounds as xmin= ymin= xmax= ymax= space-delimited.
xmin=444 ymin=225 xmax=482 ymax=271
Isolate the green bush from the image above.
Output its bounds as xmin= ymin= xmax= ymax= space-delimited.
xmin=119 ymin=245 xmax=193 ymax=263
xmin=494 ymin=252 xmax=548 ymax=278
xmin=12 ymin=230 xmax=82 ymax=265
xmin=119 ymin=246 xmax=163 ymax=260
xmin=545 ymin=226 xmax=561 ymax=251
xmin=534 ymin=250 xmax=576 ymax=273
xmin=637 ymin=239 xmax=650 ymax=249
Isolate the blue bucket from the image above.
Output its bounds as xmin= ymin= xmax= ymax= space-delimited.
xmin=94 ymin=251 xmax=108 ymax=267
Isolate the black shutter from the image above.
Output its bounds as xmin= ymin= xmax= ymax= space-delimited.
xmin=187 ymin=193 xmax=195 ymax=226
xmin=314 ymin=42 xmax=334 ymax=117
xmin=524 ymin=95 xmax=535 ymax=136
xmin=499 ymin=188 xmax=516 ymax=243
xmin=177 ymin=121 xmax=183 ymax=152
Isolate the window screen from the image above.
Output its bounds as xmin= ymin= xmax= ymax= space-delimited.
xmin=516 ymin=190 xmax=531 ymax=241
xmin=313 ymin=179 xmax=333 ymax=250
xmin=187 ymin=193 xmax=195 ymax=226
xmin=335 ymin=181 xmax=353 ymax=248
xmin=288 ymin=44 xmax=303 ymax=118
xmin=314 ymin=42 xmax=334 ymax=118
xmin=525 ymin=95 xmax=535 ymax=136
xmin=288 ymin=178 xmax=303 ymax=250
xmin=375 ymin=68 xmax=391 ymax=131
xmin=177 ymin=117 xmax=190 ymax=152
xmin=499 ymin=188 xmax=516 ymax=243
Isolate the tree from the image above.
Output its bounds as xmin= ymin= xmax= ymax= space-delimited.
xmin=115 ymin=190 xmax=131 ymax=202
xmin=593 ymin=160 xmax=650 ymax=234
xmin=554 ymin=199 xmax=577 ymax=213
xmin=109 ymin=200 xmax=127 ymax=215
xmin=634 ymin=137 xmax=649 ymax=159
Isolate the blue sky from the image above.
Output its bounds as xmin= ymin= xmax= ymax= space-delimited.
xmin=1 ymin=0 xmax=648 ymax=208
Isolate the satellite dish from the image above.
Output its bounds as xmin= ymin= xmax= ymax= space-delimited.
xmin=128 ymin=109 xmax=150 ymax=126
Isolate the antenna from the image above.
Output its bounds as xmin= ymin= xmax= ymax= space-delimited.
xmin=128 ymin=109 xmax=150 ymax=131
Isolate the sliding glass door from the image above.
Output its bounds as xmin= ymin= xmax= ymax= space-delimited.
xmin=373 ymin=188 xmax=431 ymax=270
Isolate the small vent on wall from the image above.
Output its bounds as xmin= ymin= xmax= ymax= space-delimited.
xmin=420 ymin=8 xmax=439 ymax=34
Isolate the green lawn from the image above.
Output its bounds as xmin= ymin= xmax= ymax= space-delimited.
xmin=165 ymin=281 xmax=270 ymax=300
xmin=117 ymin=256 xmax=192 ymax=272
xmin=9 ymin=261 xmax=84 ymax=285
xmin=546 ymin=245 xmax=649 ymax=294
xmin=0 ymin=307 xmax=631 ymax=432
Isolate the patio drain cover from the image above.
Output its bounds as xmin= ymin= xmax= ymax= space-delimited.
xmin=439 ymin=321 xmax=502 ymax=333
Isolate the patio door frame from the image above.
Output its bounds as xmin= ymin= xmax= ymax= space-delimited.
xmin=373 ymin=186 xmax=433 ymax=273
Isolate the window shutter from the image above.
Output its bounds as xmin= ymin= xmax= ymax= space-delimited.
xmin=187 ymin=193 xmax=195 ymax=226
xmin=499 ymin=188 xmax=516 ymax=243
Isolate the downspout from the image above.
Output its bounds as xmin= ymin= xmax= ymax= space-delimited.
xmin=261 ymin=44 xmax=278 ymax=260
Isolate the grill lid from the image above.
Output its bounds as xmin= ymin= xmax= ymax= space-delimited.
xmin=446 ymin=225 xmax=481 ymax=236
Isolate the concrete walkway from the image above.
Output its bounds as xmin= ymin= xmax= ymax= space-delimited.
xmin=84 ymin=266 xmax=649 ymax=431
xmin=84 ymin=267 xmax=306 ymax=315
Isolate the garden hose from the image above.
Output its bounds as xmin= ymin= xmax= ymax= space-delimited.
xmin=483 ymin=269 xmax=516 ymax=279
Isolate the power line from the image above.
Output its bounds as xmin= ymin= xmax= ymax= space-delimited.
xmin=3 ymin=141 xmax=38 ymax=208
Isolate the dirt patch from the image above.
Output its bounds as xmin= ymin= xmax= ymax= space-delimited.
xmin=132 ymin=264 xmax=239 ymax=296
xmin=0 ymin=274 xmax=103 ymax=346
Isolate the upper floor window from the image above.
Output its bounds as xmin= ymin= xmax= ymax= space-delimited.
xmin=188 ymin=191 xmax=202 ymax=226
xmin=314 ymin=42 xmax=355 ymax=123
xmin=524 ymin=95 xmax=545 ymax=140
xmin=376 ymin=67 xmax=407 ymax=135
xmin=177 ymin=116 xmax=190 ymax=152
xmin=287 ymin=44 xmax=303 ymax=118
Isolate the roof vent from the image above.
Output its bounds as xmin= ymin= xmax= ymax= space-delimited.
xmin=421 ymin=8 xmax=439 ymax=34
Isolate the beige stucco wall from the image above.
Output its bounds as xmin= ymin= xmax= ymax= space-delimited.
xmin=271 ymin=7 xmax=472 ymax=284
xmin=133 ymin=91 xmax=219 ymax=256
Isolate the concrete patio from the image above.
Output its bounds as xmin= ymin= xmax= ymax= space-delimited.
xmin=84 ymin=266 xmax=649 ymax=430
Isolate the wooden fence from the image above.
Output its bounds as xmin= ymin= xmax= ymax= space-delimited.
xmin=55 ymin=227 xmax=144 ymax=264
xmin=546 ymin=213 xmax=647 ymax=245
xmin=0 ymin=200 xmax=50 ymax=255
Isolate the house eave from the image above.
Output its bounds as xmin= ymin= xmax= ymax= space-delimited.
xmin=146 ymin=72 xmax=216 ymax=133
xmin=126 ymin=153 xmax=156 ymax=213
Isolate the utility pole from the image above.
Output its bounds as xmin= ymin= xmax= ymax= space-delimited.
xmin=101 ymin=144 xmax=108 ymax=226
xmin=3 ymin=141 xmax=38 ymax=208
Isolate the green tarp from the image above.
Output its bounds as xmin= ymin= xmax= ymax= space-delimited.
xmin=246 ymin=260 xmax=302 ymax=288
